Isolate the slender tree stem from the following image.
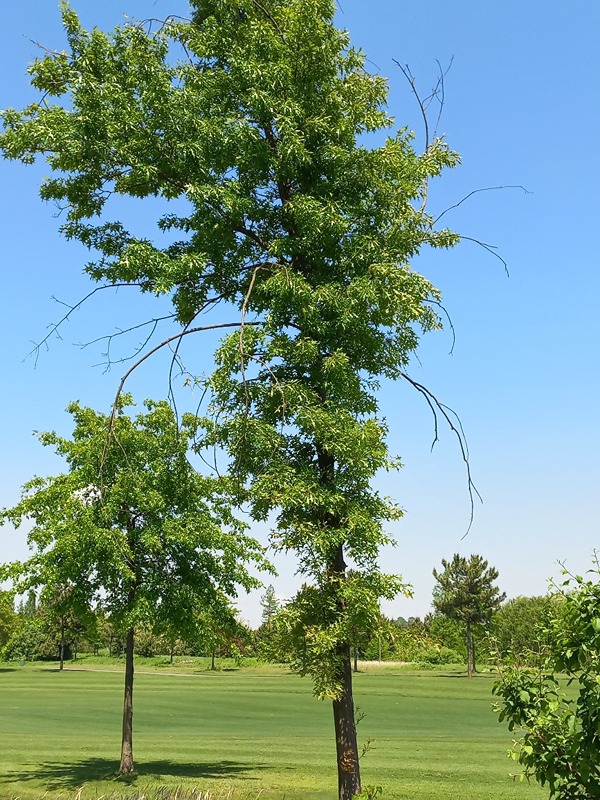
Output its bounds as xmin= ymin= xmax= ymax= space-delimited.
xmin=119 ymin=627 xmax=135 ymax=774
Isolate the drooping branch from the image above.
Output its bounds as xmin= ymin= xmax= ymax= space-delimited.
xmin=107 ymin=320 xmax=264 ymax=435
xmin=425 ymin=299 xmax=456 ymax=355
xmin=163 ymin=289 xmax=230 ymax=421
xmin=456 ymin=235 xmax=511 ymax=277
xmin=399 ymin=371 xmax=482 ymax=537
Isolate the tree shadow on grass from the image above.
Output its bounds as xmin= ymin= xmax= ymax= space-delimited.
xmin=5 ymin=757 xmax=266 ymax=791
xmin=0 ymin=668 xmax=19 ymax=673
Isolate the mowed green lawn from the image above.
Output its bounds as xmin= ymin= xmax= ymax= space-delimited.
xmin=0 ymin=661 xmax=545 ymax=800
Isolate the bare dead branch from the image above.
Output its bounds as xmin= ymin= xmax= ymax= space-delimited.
xmin=27 ymin=38 xmax=65 ymax=57
xmin=434 ymin=185 xmax=531 ymax=226
xmin=394 ymin=59 xmax=453 ymax=211
xmin=399 ymin=372 xmax=482 ymax=537
xmin=426 ymin=299 xmax=456 ymax=355
xmin=107 ymin=320 xmax=263 ymax=436
xmin=27 ymin=283 xmax=144 ymax=366
xmin=78 ymin=315 xmax=174 ymax=362
xmin=97 ymin=319 xmax=161 ymax=374
xmin=457 ymin=235 xmax=511 ymax=277
xmin=393 ymin=60 xmax=429 ymax=152
xmin=135 ymin=15 xmax=192 ymax=34
xmin=432 ymin=57 xmax=453 ymax=140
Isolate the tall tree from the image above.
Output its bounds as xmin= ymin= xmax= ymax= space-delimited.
xmin=0 ymin=397 xmax=269 ymax=774
xmin=1 ymin=3 xmax=460 ymax=796
xmin=432 ymin=554 xmax=505 ymax=677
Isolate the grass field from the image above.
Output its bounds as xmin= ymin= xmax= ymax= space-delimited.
xmin=0 ymin=659 xmax=545 ymax=800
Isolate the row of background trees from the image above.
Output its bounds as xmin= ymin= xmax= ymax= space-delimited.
xmin=0 ymin=568 xmax=559 ymax=672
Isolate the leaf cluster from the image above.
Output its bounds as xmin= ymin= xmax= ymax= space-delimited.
xmin=493 ymin=565 xmax=600 ymax=798
xmin=263 ymin=570 xmax=409 ymax=697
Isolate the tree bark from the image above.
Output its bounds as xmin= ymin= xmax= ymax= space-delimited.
xmin=333 ymin=644 xmax=362 ymax=800
xmin=119 ymin=627 xmax=135 ymax=774
xmin=353 ymin=644 xmax=358 ymax=674
xmin=330 ymin=542 xmax=361 ymax=800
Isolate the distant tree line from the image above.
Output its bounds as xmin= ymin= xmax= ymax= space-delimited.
xmin=1 ymin=563 xmax=560 ymax=673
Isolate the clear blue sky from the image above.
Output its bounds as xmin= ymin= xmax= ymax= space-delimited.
xmin=1 ymin=1 xmax=599 ymax=626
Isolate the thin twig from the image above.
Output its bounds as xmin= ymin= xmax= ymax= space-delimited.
xmin=239 ymin=265 xmax=269 ymax=414
xmin=432 ymin=57 xmax=453 ymax=139
xmin=27 ymin=283 xmax=143 ymax=365
xmin=26 ymin=38 xmax=65 ymax=57
xmin=251 ymin=0 xmax=286 ymax=43
xmin=426 ymin=299 xmax=456 ymax=355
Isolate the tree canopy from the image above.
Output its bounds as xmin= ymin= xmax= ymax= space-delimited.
xmin=488 ymin=594 xmax=559 ymax=666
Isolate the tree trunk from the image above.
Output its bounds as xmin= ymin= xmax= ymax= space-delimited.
xmin=59 ymin=616 xmax=65 ymax=671
xmin=119 ymin=627 xmax=135 ymax=774
xmin=317 ymin=441 xmax=362 ymax=800
xmin=353 ymin=644 xmax=358 ymax=674
xmin=211 ymin=650 xmax=216 ymax=671
xmin=466 ymin=620 xmax=474 ymax=678
xmin=330 ymin=542 xmax=361 ymax=800
xmin=332 ymin=645 xmax=362 ymax=800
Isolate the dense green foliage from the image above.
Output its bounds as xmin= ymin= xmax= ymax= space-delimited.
xmin=1 ymin=398 xmax=267 ymax=636
xmin=2 ymin=598 xmax=85 ymax=663
xmin=433 ymin=554 xmax=505 ymax=676
xmin=494 ymin=567 xmax=600 ymax=799
xmin=488 ymin=595 xmax=559 ymax=666
xmin=0 ymin=590 xmax=16 ymax=650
